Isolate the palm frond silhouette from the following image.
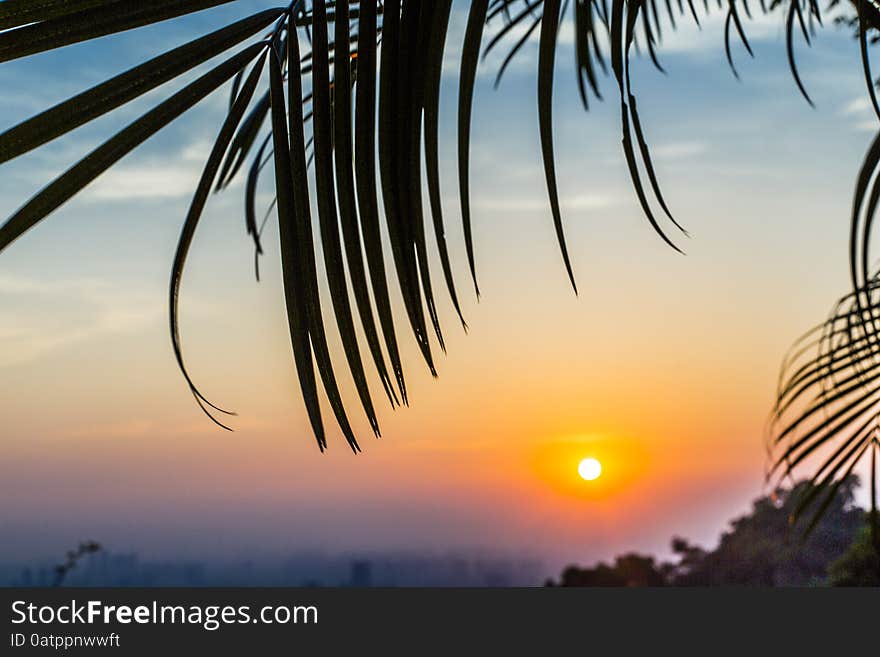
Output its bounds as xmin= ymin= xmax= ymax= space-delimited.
xmin=1 ymin=1 xmax=879 ymax=525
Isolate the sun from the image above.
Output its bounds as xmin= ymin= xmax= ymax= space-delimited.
xmin=578 ymin=457 xmax=602 ymax=481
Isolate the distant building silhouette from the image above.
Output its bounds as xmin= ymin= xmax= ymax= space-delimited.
xmin=349 ymin=560 xmax=373 ymax=587
xmin=2 ymin=551 xmax=543 ymax=587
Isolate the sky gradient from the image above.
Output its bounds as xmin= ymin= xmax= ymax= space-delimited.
xmin=0 ymin=3 xmax=876 ymax=572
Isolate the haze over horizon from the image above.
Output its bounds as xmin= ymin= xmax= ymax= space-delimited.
xmin=0 ymin=2 xmax=875 ymax=573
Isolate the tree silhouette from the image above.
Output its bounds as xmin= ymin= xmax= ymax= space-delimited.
xmin=828 ymin=521 xmax=880 ymax=585
xmin=1 ymin=1 xmax=879 ymax=526
xmin=52 ymin=541 xmax=102 ymax=587
xmin=548 ymin=476 xmax=866 ymax=586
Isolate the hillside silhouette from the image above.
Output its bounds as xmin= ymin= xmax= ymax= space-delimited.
xmin=548 ymin=476 xmax=879 ymax=587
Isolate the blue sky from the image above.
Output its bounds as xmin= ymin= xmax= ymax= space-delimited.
xmin=0 ymin=3 xmax=877 ymax=571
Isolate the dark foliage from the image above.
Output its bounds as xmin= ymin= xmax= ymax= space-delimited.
xmin=827 ymin=522 xmax=880 ymax=585
xmin=52 ymin=541 xmax=102 ymax=587
xmin=554 ymin=553 xmax=667 ymax=586
xmin=547 ymin=477 xmax=867 ymax=586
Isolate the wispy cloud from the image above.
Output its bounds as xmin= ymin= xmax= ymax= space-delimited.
xmin=0 ymin=276 xmax=160 ymax=368
xmin=474 ymin=192 xmax=616 ymax=212
xmin=842 ymin=97 xmax=871 ymax=116
xmin=81 ymin=138 xmax=235 ymax=201
xmin=840 ymin=96 xmax=879 ymax=132
xmin=83 ymin=163 xmax=203 ymax=200
xmin=652 ymin=141 xmax=708 ymax=160
xmin=853 ymin=120 xmax=878 ymax=133
xmin=645 ymin=11 xmax=784 ymax=55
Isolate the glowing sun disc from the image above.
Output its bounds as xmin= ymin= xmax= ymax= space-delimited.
xmin=578 ymin=458 xmax=602 ymax=481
